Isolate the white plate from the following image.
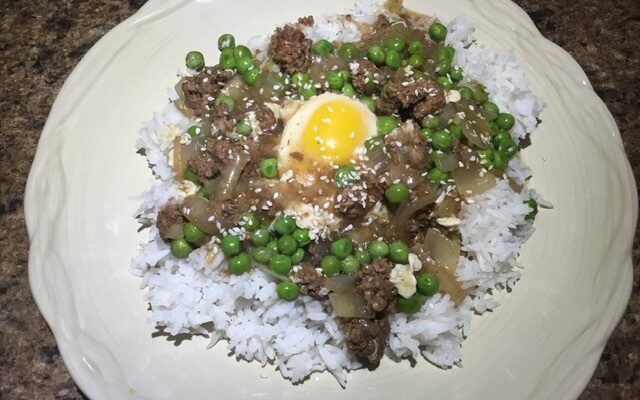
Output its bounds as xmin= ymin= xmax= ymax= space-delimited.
xmin=26 ymin=0 xmax=637 ymax=399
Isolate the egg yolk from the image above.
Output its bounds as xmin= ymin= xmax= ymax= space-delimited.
xmin=299 ymin=100 xmax=369 ymax=165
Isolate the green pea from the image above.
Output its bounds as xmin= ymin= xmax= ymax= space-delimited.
xmin=321 ymin=255 xmax=341 ymax=277
xmin=389 ymin=240 xmax=409 ymax=263
xmin=473 ymin=85 xmax=489 ymax=103
xmin=341 ymin=255 xmax=361 ymax=274
xmin=458 ymin=86 xmax=473 ymax=99
xmin=385 ymin=49 xmax=402 ymax=69
xmin=428 ymin=167 xmax=449 ymax=184
xmin=450 ymin=66 xmax=464 ymax=82
xmin=377 ymin=116 xmax=398 ymax=135
xmin=185 ymin=51 xmax=205 ymax=71
xmin=334 ymin=165 xmax=357 ymax=188
xmin=273 ymin=215 xmax=297 ymax=235
xmin=251 ymin=228 xmax=270 ymax=247
xmin=276 ymin=281 xmax=299 ymax=301
xmin=498 ymin=139 xmax=518 ymax=158
xmin=436 ymin=59 xmax=451 ymax=75
xmin=291 ymin=72 xmax=311 ymax=87
xmin=217 ymin=34 xmax=235 ymax=51
xmin=341 ymin=82 xmax=356 ymax=97
xmin=385 ymin=36 xmax=406 ymax=52
xmin=525 ymin=198 xmax=539 ymax=220
xmin=482 ymin=102 xmax=500 ymax=121
xmin=184 ymin=168 xmax=200 ymax=184
xmin=313 ymin=39 xmax=334 ymax=56
xmin=437 ymin=75 xmax=453 ymax=89
xmin=186 ymin=125 xmax=202 ymax=139
xmin=419 ymin=128 xmax=433 ymax=140
xmin=338 ymin=43 xmax=358 ymax=59
xmin=215 ymin=95 xmax=235 ymax=111
xmin=408 ymin=54 xmax=424 ymax=68
xmin=429 ymin=22 xmax=448 ymax=42
xmin=476 ymin=148 xmax=495 ymax=168
xmin=234 ymin=45 xmax=252 ymax=60
xmin=235 ymin=57 xmax=254 ymax=74
xmin=397 ymin=295 xmax=422 ymax=314
xmin=493 ymin=131 xmax=512 ymax=147
xmin=490 ymin=122 xmax=501 ymax=136
xmin=421 ymin=115 xmax=439 ymax=129
xmin=266 ymin=240 xmax=278 ymax=252
xmin=171 ymin=238 xmax=192 ymax=258
xmin=270 ymin=254 xmax=292 ymax=275
xmin=493 ymin=151 xmax=508 ymax=170
xmin=325 ymin=71 xmax=345 ymax=90
xmin=360 ymin=96 xmax=376 ymax=112
xmin=252 ymin=247 xmax=273 ymax=264
xmin=408 ymin=41 xmax=424 ymax=55
xmin=219 ymin=48 xmax=235 ymax=70
xmin=279 ymin=73 xmax=292 ymax=90
xmin=236 ymin=119 xmax=252 ymax=136
xmin=368 ymin=240 xmax=389 ymax=259
xmin=184 ymin=222 xmax=204 ymax=243
xmin=260 ymin=158 xmax=278 ymax=178
xmin=277 ymin=235 xmax=298 ymax=256
xmin=416 ymin=273 xmax=439 ymax=296
xmin=197 ymin=179 xmax=217 ymax=199
xmin=228 ymin=252 xmax=252 ymax=275
xmin=291 ymin=248 xmax=305 ymax=265
xmin=367 ymin=44 xmax=386 ymax=65
xmin=385 ymin=183 xmax=410 ymax=204
xmin=355 ymin=249 xmax=371 ymax=265
xmin=331 ymin=238 xmax=353 ymax=260
xmin=298 ymin=83 xmax=318 ymax=100
xmin=339 ymin=69 xmax=351 ymax=81
xmin=221 ymin=234 xmax=241 ymax=256
xmin=293 ymin=228 xmax=311 ymax=246
xmin=448 ymin=124 xmax=462 ymax=140
xmin=496 ymin=113 xmax=515 ymax=130
xmin=431 ymin=130 xmax=454 ymax=151
xmin=243 ymin=67 xmax=260 ymax=86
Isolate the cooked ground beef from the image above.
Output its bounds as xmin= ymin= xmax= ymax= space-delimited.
xmin=188 ymin=151 xmax=219 ymax=180
xmin=351 ymin=59 xmax=388 ymax=95
xmin=356 ymin=259 xmax=396 ymax=313
xmin=384 ymin=126 xmax=428 ymax=169
xmin=220 ymin=198 xmax=242 ymax=225
xmin=412 ymin=90 xmax=446 ymax=120
xmin=269 ymin=25 xmax=312 ymax=74
xmin=297 ymin=15 xmax=314 ymax=26
xmin=334 ymin=174 xmax=383 ymax=219
xmin=180 ymin=66 xmax=233 ymax=117
xmin=256 ymin=105 xmax=278 ymax=133
xmin=293 ymin=264 xmax=326 ymax=299
xmin=375 ymin=95 xmax=400 ymax=116
xmin=156 ymin=203 xmax=185 ymax=241
xmin=340 ymin=317 xmax=390 ymax=368
xmin=212 ymin=103 xmax=236 ymax=134
xmin=372 ymin=14 xmax=391 ymax=32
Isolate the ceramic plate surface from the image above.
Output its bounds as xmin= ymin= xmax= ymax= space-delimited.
xmin=26 ymin=0 xmax=636 ymax=399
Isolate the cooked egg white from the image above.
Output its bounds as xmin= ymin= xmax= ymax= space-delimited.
xmin=277 ymin=93 xmax=377 ymax=180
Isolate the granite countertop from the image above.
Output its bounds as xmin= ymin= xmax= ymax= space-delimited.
xmin=0 ymin=0 xmax=638 ymax=398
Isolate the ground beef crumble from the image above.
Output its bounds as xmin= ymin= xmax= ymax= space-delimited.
xmin=269 ymin=25 xmax=312 ymax=74
xmin=293 ymin=264 xmax=326 ymax=299
xmin=180 ymin=66 xmax=233 ymax=117
xmin=334 ymin=174 xmax=383 ymax=219
xmin=340 ymin=317 xmax=390 ymax=368
xmin=357 ymin=259 xmax=396 ymax=314
xmin=351 ymin=59 xmax=388 ymax=95
xmin=156 ymin=203 xmax=185 ymax=241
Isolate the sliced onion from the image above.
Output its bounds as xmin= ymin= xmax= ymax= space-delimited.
xmin=166 ymin=223 xmax=185 ymax=240
xmin=422 ymin=228 xmax=460 ymax=270
xmin=329 ymin=292 xmax=374 ymax=319
xmin=173 ymin=81 xmax=195 ymax=118
xmin=451 ymin=162 xmax=497 ymax=197
xmin=437 ymin=103 xmax=457 ymax=128
xmin=173 ymin=137 xmax=199 ymax=178
xmin=393 ymin=182 xmax=440 ymax=242
xmin=182 ymin=195 xmax=221 ymax=235
xmin=325 ymin=275 xmax=358 ymax=293
xmin=365 ymin=138 xmax=388 ymax=169
xmin=434 ymin=195 xmax=460 ymax=218
xmin=433 ymin=152 xmax=458 ymax=172
xmin=460 ymin=116 xmax=492 ymax=149
xmin=213 ymin=152 xmax=250 ymax=202
xmin=254 ymin=262 xmax=288 ymax=281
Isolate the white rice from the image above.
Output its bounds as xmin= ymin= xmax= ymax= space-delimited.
xmin=132 ymin=2 xmax=544 ymax=385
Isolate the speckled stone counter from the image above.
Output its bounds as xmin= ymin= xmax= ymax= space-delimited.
xmin=0 ymin=0 xmax=637 ymax=398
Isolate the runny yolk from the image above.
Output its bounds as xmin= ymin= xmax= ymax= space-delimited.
xmin=299 ymin=100 xmax=369 ymax=165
